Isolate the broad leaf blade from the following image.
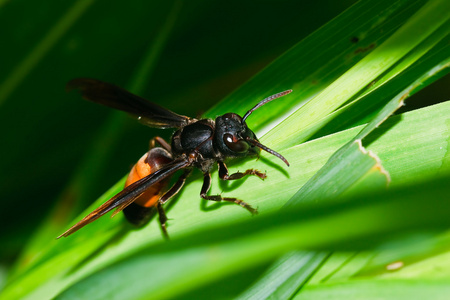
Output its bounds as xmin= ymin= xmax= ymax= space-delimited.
xmin=54 ymin=172 xmax=450 ymax=300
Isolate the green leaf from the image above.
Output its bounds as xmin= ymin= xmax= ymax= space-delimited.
xmin=55 ymin=171 xmax=450 ymax=299
xmin=236 ymin=251 xmax=329 ymax=300
xmin=264 ymin=0 xmax=450 ymax=149
xmin=2 ymin=0 xmax=449 ymax=299
xmin=297 ymin=280 xmax=450 ymax=300
xmin=2 ymin=96 xmax=449 ymax=300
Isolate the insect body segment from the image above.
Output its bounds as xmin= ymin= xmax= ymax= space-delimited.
xmin=125 ymin=148 xmax=171 ymax=208
xmin=121 ymin=140 xmax=173 ymax=229
xmin=58 ymin=78 xmax=291 ymax=239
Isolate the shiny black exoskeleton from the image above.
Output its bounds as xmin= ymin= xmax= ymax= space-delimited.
xmin=171 ymin=114 xmax=261 ymax=172
xmin=58 ymin=78 xmax=291 ymax=239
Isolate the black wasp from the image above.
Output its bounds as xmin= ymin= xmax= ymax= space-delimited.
xmin=58 ymin=78 xmax=291 ymax=238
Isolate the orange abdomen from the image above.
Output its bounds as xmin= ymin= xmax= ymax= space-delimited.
xmin=125 ymin=149 xmax=172 ymax=208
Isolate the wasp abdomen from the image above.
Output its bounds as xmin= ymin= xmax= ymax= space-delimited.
xmin=124 ymin=148 xmax=173 ymax=208
xmin=123 ymin=148 xmax=173 ymax=227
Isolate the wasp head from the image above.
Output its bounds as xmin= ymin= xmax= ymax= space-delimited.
xmin=214 ymin=90 xmax=292 ymax=166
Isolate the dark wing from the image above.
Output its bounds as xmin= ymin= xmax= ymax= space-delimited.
xmin=67 ymin=78 xmax=192 ymax=128
xmin=57 ymin=158 xmax=191 ymax=238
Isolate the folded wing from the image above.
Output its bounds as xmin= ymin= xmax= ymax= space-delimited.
xmin=57 ymin=158 xmax=190 ymax=238
xmin=67 ymin=78 xmax=192 ymax=128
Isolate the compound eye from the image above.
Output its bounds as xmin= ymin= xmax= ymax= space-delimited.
xmin=223 ymin=133 xmax=250 ymax=153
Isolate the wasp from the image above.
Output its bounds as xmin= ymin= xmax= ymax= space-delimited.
xmin=58 ymin=78 xmax=291 ymax=238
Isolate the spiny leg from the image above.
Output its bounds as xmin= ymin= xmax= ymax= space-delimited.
xmin=200 ymin=172 xmax=258 ymax=215
xmin=218 ymin=161 xmax=266 ymax=180
xmin=156 ymin=202 xmax=169 ymax=239
xmin=156 ymin=169 xmax=192 ymax=238
xmin=159 ymin=170 xmax=191 ymax=204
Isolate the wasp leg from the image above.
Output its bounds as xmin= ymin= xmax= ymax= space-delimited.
xmin=156 ymin=202 xmax=169 ymax=239
xmin=218 ymin=161 xmax=266 ymax=180
xmin=159 ymin=169 xmax=192 ymax=204
xmin=200 ymin=172 xmax=258 ymax=215
xmin=149 ymin=136 xmax=172 ymax=152
xmin=156 ymin=169 xmax=192 ymax=238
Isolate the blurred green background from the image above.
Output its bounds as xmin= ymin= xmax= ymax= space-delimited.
xmin=2 ymin=1 xmax=450 ymax=298
xmin=0 ymin=0 xmax=360 ymax=268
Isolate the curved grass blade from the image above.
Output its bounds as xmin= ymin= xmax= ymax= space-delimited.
xmin=205 ymin=0 xmax=430 ymax=134
xmin=296 ymin=279 xmax=450 ymax=300
xmin=286 ymin=55 xmax=450 ymax=207
xmin=54 ymin=172 xmax=450 ymax=300
xmin=2 ymin=98 xmax=449 ymax=300
xmin=264 ymin=0 xmax=450 ymax=150
xmin=236 ymin=251 xmax=329 ymax=300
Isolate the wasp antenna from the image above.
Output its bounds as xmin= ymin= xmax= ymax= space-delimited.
xmin=246 ymin=138 xmax=289 ymax=167
xmin=242 ymin=89 xmax=292 ymax=122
